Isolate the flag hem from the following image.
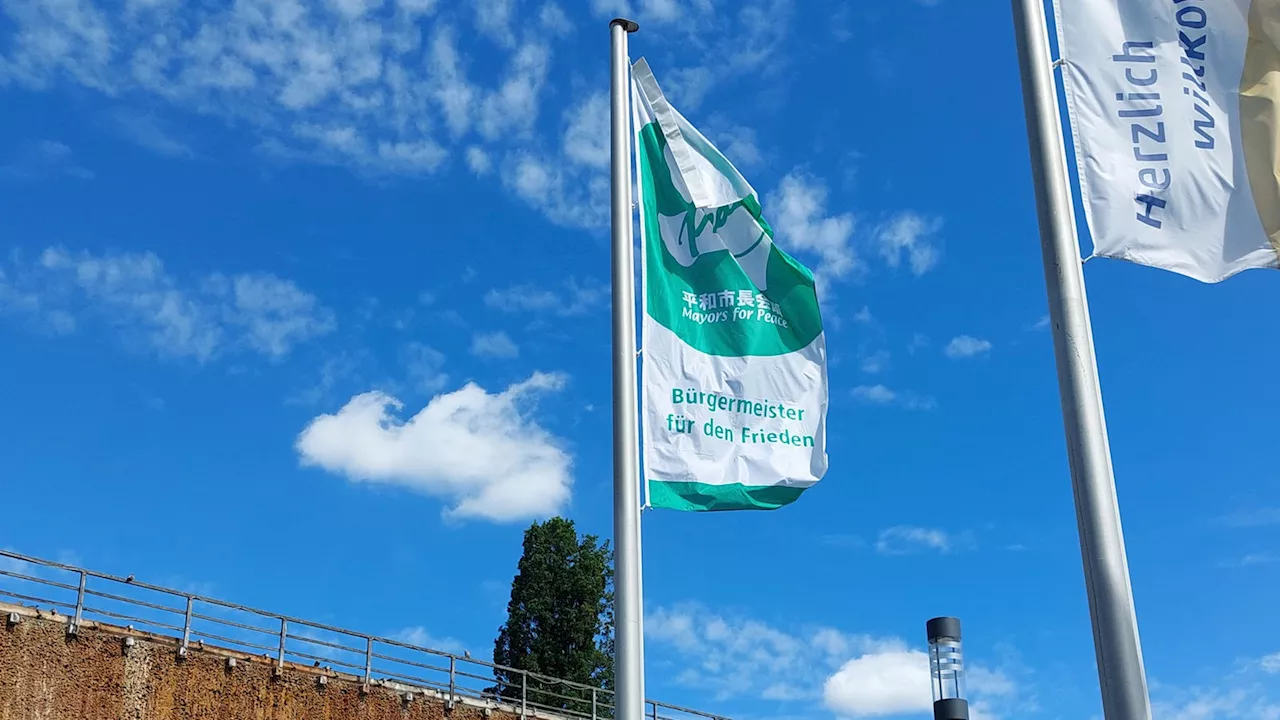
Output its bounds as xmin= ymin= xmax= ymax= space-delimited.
xmin=647 ymin=480 xmax=810 ymax=512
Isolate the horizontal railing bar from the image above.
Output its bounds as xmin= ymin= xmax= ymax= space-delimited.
xmin=375 ymin=669 xmax=450 ymax=691
xmin=83 ymin=587 xmax=184 ymax=616
xmin=289 ymin=633 xmax=366 ymax=656
xmin=285 ymin=649 xmax=367 ymax=673
xmin=0 ymin=589 xmax=74 ymax=609
xmin=370 ymin=650 xmax=450 ymax=674
xmin=0 ymin=569 xmax=79 ymax=592
xmin=82 ymin=606 xmax=184 ymax=633
xmin=190 ymin=611 xmax=276 ymax=636
xmin=188 ymin=629 xmax=278 ymax=655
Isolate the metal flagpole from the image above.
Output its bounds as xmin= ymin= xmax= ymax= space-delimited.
xmin=1010 ymin=0 xmax=1152 ymax=718
xmin=609 ymin=16 xmax=644 ymax=720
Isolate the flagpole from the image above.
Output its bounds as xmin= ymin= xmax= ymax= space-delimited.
xmin=609 ymin=17 xmax=644 ymax=720
xmin=1010 ymin=0 xmax=1152 ymax=718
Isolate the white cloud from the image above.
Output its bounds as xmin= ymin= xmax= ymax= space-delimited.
xmin=1152 ymin=687 xmax=1280 ymax=720
xmin=0 ymin=140 xmax=93 ymax=181
xmin=1 ymin=247 xmax=332 ymax=362
xmin=392 ymin=626 xmax=466 ymax=656
xmin=537 ymin=2 xmax=573 ymax=36
xmin=617 ymin=0 xmax=787 ymax=110
xmin=563 ymin=92 xmax=609 ymax=170
xmin=485 ymin=278 xmax=608 ymax=316
xmin=852 ymin=384 xmax=936 ymax=411
xmin=709 ymin=121 xmax=762 ymax=168
xmin=402 ymin=342 xmax=448 ymax=393
xmin=1215 ymin=507 xmax=1280 ymax=528
xmin=473 ymin=0 xmax=516 ymax=47
xmin=823 ymin=649 xmax=932 ymax=717
xmin=465 ymin=146 xmax=492 ymax=175
xmin=946 ymin=335 xmax=993 ymax=359
xmin=589 ymin=0 xmax=705 ymax=24
xmin=648 ymin=603 xmax=1021 ymax=717
xmin=112 ymin=110 xmax=193 ymax=158
xmin=500 ymin=90 xmax=614 ymax=229
xmin=1032 ymin=315 xmax=1050 ymax=330
xmin=875 ymin=526 xmax=960 ymax=555
xmin=646 ymin=604 xmax=901 ymax=702
xmin=479 ymin=41 xmax=551 ymax=141
xmin=470 ymin=330 xmax=519 ymax=359
xmin=859 ymin=349 xmax=890 ymax=374
xmin=878 ymin=212 xmax=943 ymax=276
xmin=1261 ymin=653 xmax=1280 ymax=674
xmin=852 ymin=306 xmax=874 ymax=325
xmin=768 ymin=171 xmax=857 ymax=279
xmin=0 ymin=0 xmax=564 ymax=181
xmin=296 ymin=372 xmax=572 ymax=522
xmin=908 ymin=332 xmax=930 ymax=354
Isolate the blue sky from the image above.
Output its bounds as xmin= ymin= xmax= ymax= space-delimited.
xmin=1 ymin=0 xmax=1278 ymax=718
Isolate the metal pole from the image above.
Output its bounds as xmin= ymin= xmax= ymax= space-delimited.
xmin=609 ymin=16 xmax=644 ymax=720
xmin=69 ymin=570 xmax=85 ymax=636
xmin=277 ymin=618 xmax=287 ymax=672
xmin=180 ymin=597 xmax=193 ymax=657
xmin=364 ymin=637 xmax=373 ymax=686
xmin=1010 ymin=0 xmax=1152 ymax=718
xmin=448 ymin=655 xmax=457 ymax=709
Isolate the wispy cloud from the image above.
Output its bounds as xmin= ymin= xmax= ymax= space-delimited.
xmin=1219 ymin=553 xmax=1280 ymax=568
xmin=1 ymin=247 xmax=334 ymax=363
xmin=391 ymin=626 xmax=467 ymax=656
xmin=1215 ymin=507 xmax=1280 ymax=528
xmin=485 ymin=278 xmax=608 ymax=316
xmin=0 ymin=141 xmax=93 ymax=181
xmin=470 ymin=330 xmax=519 ymax=359
xmin=875 ymin=526 xmax=969 ymax=555
xmin=402 ymin=342 xmax=448 ymax=394
xmin=859 ymin=349 xmax=890 ymax=374
xmin=946 ymin=335 xmax=993 ymax=359
xmin=768 ymin=171 xmax=857 ymax=280
xmin=852 ymin=384 xmax=936 ymax=411
xmin=112 ymin=110 xmax=193 ymax=158
xmin=908 ymin=333 xmax=930 ymax=354
xmin=0 ymin=0 xmax=559 ymax=191
xmin=877 ymin=212 xmax=943 ymax=276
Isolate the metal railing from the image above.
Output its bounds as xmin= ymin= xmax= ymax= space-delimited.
xmin=0 ymin=549 xmax=727 ymax=720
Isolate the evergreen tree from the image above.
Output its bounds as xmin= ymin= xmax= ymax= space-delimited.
xmin=493 ymin=517 xmax=614 ymax=715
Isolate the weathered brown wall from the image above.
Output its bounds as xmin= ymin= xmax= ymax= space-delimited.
xmin=0 ymin=605 xmax=516 ymax=720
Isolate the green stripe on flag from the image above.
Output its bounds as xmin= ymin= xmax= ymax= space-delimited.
xmin=648 ymin=480 xmax=808 ymax=512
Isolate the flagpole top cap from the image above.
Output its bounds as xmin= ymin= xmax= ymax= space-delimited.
xmin=610 ymin=17 xmax=640 ymax=32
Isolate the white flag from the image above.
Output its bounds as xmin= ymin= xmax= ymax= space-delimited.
xmin=1056 ymin=0 xmax=1280 ymax=282
xmin=632 ymin=58 xmax=829 ymax=512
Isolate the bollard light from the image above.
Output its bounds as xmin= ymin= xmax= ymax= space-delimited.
xmin=926 ymin=617 xmax=969 ymax=720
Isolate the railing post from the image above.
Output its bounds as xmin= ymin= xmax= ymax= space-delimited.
xmin=363 ymin=636 xmax=373 ymax=686
xmin=591 ymin=688 xmax=597 ymax=720
xmin=521 ymin=671 xmax=527 ymax=718
xmin=178 ymin=597 xmax=193 ymax=658
xmin=649 ymin=701 xmax=658 ymax=720
xmin=67 ymin=571 xmax=86 ymax=636
xmin=276 ymin=618 xmax=287 ymax=675
xmin=448 ymin=655 xmax=457 ymax=709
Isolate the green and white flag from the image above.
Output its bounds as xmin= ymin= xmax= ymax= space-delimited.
xmin=632 ymin=58 xmax=829 ymax=512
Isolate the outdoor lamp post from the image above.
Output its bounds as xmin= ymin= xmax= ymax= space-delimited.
xmin=926 ymin=617 xmax=969 ymax=720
